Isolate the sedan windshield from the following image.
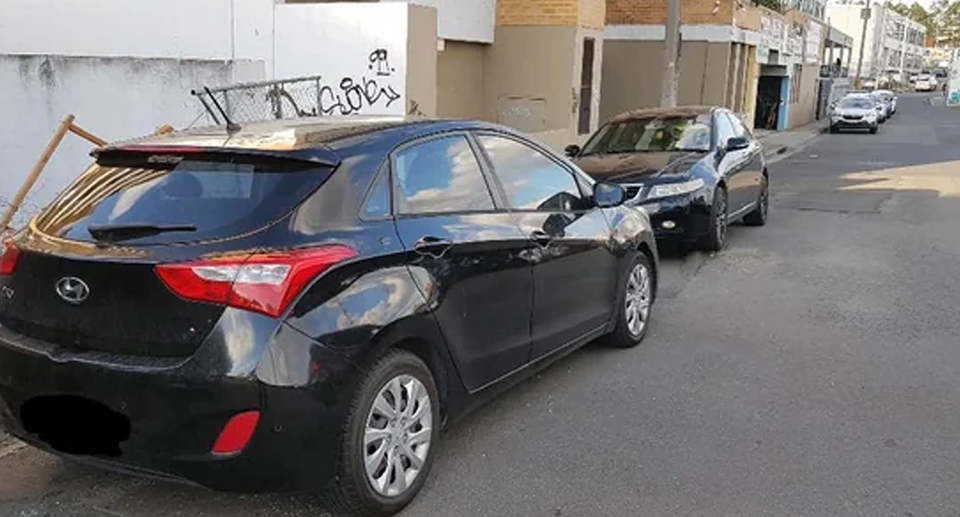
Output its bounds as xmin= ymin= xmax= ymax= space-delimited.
xmin=581 ymin=115 xmax=712 ymax=155
xmin=839 ymin=98 xmax=873 ymax=110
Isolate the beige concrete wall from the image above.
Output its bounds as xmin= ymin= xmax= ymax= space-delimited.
xmin=436 ymin=41 xmax=485 ymax=119
xmin=788 ymin=64 xmax=820 ymax=129
xmin=482 ymin=25 xmax=578 ymax=135
xmin=600 ymin=40 xmax=731 ymax=122
xmin=742 ymin=48 xmax=759 ymax=130
xmin=406 ymin=5 xmax=438 ymax=116
xmin=599 ymin=40 xmax=662 ymax=122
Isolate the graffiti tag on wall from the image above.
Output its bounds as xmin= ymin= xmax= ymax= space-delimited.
xmin=263 ymin=48 xmax=402 ymax=119
xmin=318 ymin=49 xmax=401 ymax=115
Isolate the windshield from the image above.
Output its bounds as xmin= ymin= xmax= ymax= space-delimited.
xmin=580 ymin=114 xmax=713 ymax=155
xmin=839 ymin=98 xmax=873 ymax=110
xmin=33 ymin=156 xmax=330 ymax=245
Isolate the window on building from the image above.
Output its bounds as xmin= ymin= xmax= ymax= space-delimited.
xmin=790 ymin=65 xmax=803 ymax=104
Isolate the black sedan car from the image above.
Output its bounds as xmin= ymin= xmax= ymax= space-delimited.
xmin=566 ymin=106 xmax=768 ymax=250
xmin=0 ymin=117 xmax=657 ymax=516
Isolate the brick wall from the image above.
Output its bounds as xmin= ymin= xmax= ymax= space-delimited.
xmin=606 ymin=0 xmax=735 ymax=26
xmin=580 ymin=0 xmax=606 ymax=30
xmin=498 ymin=0 xmax=579 ymax=26
xmin=497 ymin=0 xmax=605 ymax=28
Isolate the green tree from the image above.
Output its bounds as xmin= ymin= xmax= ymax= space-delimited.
xmin=939 ymin=1 xmax=960 ymax=45
xmin=755 ymin=0 xmax=783 ymax=12
xmin=887 ymin=2 xmax=911 ymax=16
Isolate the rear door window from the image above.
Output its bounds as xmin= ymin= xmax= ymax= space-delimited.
xmin=392 ymin=135 xmax=495 ymax=215
xmin=33 ymin=156 xmax=331 ymax=245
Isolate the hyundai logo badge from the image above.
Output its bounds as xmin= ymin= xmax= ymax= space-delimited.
xmin=55 ymin=277 xmax=90 ymax=305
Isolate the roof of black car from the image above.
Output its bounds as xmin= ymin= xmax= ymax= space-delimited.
xmin=609 ymin=106 xmax=716 ymax=123
xmin=109 ymin=116 xmax=489 ymax=152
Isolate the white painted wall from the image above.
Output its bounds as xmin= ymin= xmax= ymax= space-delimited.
xmin=273 ymin=3 xmax=409 ymax=116
xmin=0 ymin=0 xmax=421 ymax=226
xmin=0 ymin=0 xmax=234 ymax=59
xmin=0 ymin=56 xmax=264 ymax=227
xmin=380 ymin=0 xmax=495 ymax=43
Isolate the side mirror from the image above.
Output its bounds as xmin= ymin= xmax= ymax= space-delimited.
xmin=726 ymin=136 xmax=749 ymax=152
xmin=564 ymin=144 xmax=581 ymax=158
xmin=594 ymin=182 xmax=627 ymax=208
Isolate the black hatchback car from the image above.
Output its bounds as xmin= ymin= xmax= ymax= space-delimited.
xmin=0 ymin=117 xmax=658 ymax=516
xmin=566 ymin=106 xmax=769 ymax=251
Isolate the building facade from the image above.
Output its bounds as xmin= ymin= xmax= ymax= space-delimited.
xmin=827 ymin=1 xmax=927 ymax=81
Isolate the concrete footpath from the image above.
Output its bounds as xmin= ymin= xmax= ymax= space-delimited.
xmin=755 ymin=119 xmax=829 ymax=161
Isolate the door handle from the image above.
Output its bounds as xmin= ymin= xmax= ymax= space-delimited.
xmin=529 ymin=230 xmax=553 ymax=247
xmin=413 ymin=236 xmax=453 ymax=257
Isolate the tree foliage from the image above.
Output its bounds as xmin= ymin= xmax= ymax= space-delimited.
xmin=885 ymin=0 xmax=960 ymax=43
xmin=755 ymin=0 xmax=784 ymax=12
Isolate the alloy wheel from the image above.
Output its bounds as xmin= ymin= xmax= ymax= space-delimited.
xmin=760 ymin=181 xmax=769 ymax=219
xmin=624 ymin=262 xmax=652 ymax=337
xmin=363 ymin=374 xmax=433 ymax=498
xmin=716 ymin=190 xmax=728 ymax=245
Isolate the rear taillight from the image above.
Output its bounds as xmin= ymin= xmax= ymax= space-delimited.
xmin=0 ymin=240 xmax=20 ymax=276
xmin=155 ymin=245 xmax=357 ymax=317
xmin=212 ymin=411 xmax=260 ymax=455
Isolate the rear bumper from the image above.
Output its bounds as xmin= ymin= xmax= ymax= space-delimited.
xmin=0 ymin=315 xmax=360 ymax=492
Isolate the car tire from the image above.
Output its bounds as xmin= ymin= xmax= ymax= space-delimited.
xmin=698 ymin=186 xmax=728 ymax=252
xmin=605 ymin=252 xmax=655 ymax=349
xmin=830 ymin=125 xmax=839 ymax=134
xmin=743 ymin=175 xmax=769 ymax=227
xmin=322 ymin=350 xmax=440 ymax=517
xmin=869 ymin=127 xmax=878 ymax=134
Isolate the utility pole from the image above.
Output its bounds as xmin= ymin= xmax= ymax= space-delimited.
xmin=855 ymin=0 xmax=872 ymax=86
xmin=898 ymin=21 xmax=908 ymax=86
xmin=661 ymin=0 xmax=681 ymax=108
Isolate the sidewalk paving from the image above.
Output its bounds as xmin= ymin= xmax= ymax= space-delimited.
xmin=755 ymin=118 xmax=829 ymax=160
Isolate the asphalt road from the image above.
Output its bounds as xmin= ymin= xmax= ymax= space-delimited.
xmin=3 ymin=93 xmax=960 ymax=517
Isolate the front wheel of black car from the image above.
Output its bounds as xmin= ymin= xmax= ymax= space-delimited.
xmin=698 ymin=186 xmax=728 ymax=252
xmin=606 ymin=253 xmax=655 ymax=348
xmin=743 ymin=176 xmax=769 ymax=227
xmin=324 ymin=350 xmax=440 ymax=517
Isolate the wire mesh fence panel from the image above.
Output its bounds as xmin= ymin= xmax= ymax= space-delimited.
xmin=193 ymin=75 xmax=404 ymax=125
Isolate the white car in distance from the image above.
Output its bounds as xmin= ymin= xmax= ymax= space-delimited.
xmin=830 ymin=95 xmax=880 ymax=134
xmin=915 ymin=74 xmax=938 ymax=92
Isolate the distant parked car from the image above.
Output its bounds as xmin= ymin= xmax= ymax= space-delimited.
xmin=830 ymin=95 xmax=879 ymax=134
xmin=567 ymin=106 xmax=768 ymax=252
xmin=874 ymin=89 xmax=898 ymax=117
xmin=0 ymin=117 xmax=660 ymax=516
xmin=915 ymin=74 xmax=938 ymax=92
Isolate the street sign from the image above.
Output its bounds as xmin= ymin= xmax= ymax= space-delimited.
xmin=861 ymin=7 xmax=871 ymax=20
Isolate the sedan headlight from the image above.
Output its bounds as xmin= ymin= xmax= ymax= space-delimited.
xmin=645 ymin=178 xmax=705 ymax=200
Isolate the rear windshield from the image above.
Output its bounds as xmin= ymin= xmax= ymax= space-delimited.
xmin=33 ymin=156 xmax=331 ymax=245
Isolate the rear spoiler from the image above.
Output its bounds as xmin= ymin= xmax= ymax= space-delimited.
xmin=91 ymin=145 xmax=341 ymax=168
